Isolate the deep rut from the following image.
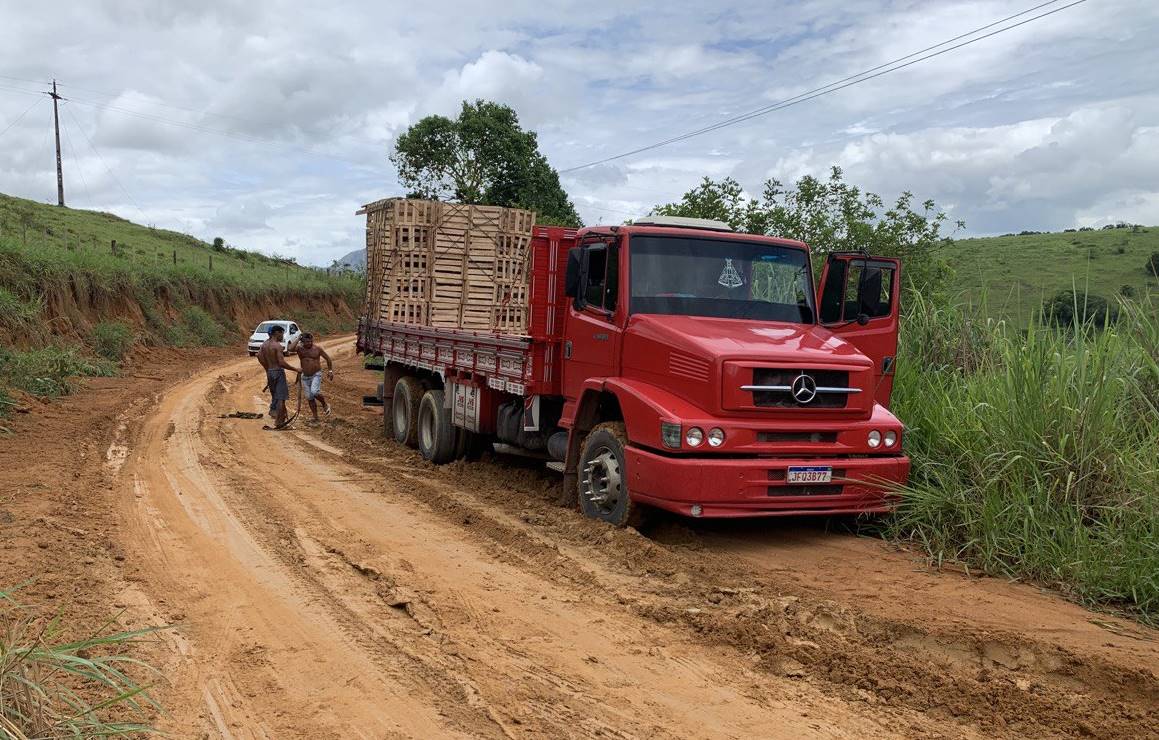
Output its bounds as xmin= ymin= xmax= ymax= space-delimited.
xmin=114 ymin=352 xmax=915 ymax=738
xmin=108 ymin=343 xmax=1158 ymax=739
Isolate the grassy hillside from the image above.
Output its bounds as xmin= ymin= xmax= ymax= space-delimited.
xmin=0 ymin=193 xmax=359 ymax=298
xmin=0 ymin=193 xmax=362 ymax=418
xmin=946 ymin=225 xmax=1158 ymax=321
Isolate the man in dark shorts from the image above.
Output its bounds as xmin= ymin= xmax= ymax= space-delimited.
xmin=295 ymin=333 xmax=334 ymax=424
xmin=256 ymin=325 xmax=301 ymax=428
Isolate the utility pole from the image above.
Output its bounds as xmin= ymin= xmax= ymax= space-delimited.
xmin=46 ymin=80 xmax=65 ymax=207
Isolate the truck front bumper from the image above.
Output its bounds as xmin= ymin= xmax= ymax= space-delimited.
xmin=626 ymin=446 xmax=909 ymax=518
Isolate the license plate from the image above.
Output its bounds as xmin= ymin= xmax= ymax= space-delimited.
xmin=787 ymin=466 xmax=832 ymax=484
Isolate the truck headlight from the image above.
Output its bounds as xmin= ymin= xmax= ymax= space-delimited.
xmin=707 ymin=428 xmax=725 ymax=447
xmin=884 ymin=430 xmax=898 ymax=448
xmin=661 ymin=422 xmax=682 ymax=449
xmin=685 ymin=427 xmax=704 ymax=447
xmin=868 ymin=430 xmax=882 ymax=448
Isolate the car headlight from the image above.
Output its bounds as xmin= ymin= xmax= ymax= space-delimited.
xmin=707 ymin=428 xmax=725 ymax=447
xmin=868 ymin=430 xmax=882 ymax=448
xmin=661 ymin=422 xmax=682 ymax=449
xmin=884 ymin=430 xmax=898 ymax=448
xmin=685 ymin=427 xmax=704 ymax=447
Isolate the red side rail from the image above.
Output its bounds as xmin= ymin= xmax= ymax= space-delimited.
xmin=357 ymin=225 xmax=577 ymax=399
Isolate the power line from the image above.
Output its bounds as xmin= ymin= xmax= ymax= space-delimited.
xmin=560 ymin=0 xmax=1087 ymax=173
xmin=0 ymin=96 xmax=43 ymax=140
xmin=59 ymin=102 xmax=92 ymax=204
xmin=64 ymin=104 xmax=149 ymax=222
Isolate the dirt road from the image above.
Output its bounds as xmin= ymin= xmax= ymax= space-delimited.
xmin=10 ymin=339 xmax=1156 ymax=738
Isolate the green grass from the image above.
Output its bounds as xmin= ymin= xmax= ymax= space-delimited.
xmin=1 ymin=587 xmax=163 ymax=738
xmin=947 ymin=225 xmax=1159 ymax=322
xmin=890 ymin=292 xmax=1159 ymax=621
xmin=92 ymin=321 xmax=134 ymax=362
xmin=0 ymin=346 xmax=118 ymax=399
xmin=0 ymin=193 xmax=362 ymax=300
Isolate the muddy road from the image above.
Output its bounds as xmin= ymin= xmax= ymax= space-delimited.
xmin=7 ymin=339 xmax=1157 ymax=738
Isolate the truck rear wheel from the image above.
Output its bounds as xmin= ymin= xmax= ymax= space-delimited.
xmin=392 ymin=377 xmax=423 ymax=448
xmin=577 ymin=422 xmax=643 ymax=528
xmin=418 ymin=389 xmax=457 ymax=464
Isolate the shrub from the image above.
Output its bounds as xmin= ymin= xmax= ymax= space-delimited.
xmin=92 ymin=321 xmax=134 ymax=362
xmin=178 ymin=306 xmax=225 ymax=347
xmin=0 ymin=587 xmax=162 ymax=736
xmin=1041 ymin=290 xmax=1117 ymax=327
xmin=1146 ymin=252 xmax=1159 ymax=277
xmin=0 ymin=289 xmax=41 ymax=337
xmin=0 ymin=345 xmax=117 ymax=398
xmin=1119 ymin=284 xmax=1137 ymax=298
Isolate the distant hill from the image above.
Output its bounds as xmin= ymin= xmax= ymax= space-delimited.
xmin=333 ymin=248 xmax=366 ymax=272
xmin=943 ymin=225 xmax=1157 ymax=321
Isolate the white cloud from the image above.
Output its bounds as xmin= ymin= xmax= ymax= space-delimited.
xmin=0 ymin=0 xmax=1156 ymax=261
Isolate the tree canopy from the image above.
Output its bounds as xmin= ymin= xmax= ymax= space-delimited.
xmin=651 ymin=167 xmax=960 ymax=293
xmin=391 ymin=100 xmax=581 ymax=227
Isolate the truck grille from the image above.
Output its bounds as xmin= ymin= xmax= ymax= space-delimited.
xmin=748 ymin=369 xmax=851 ymax=408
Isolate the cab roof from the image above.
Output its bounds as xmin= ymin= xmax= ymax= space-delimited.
xmin=578 ymin=223 xmax=809 ymax=252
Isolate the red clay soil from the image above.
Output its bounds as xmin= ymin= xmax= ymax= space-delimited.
xmin=2 ymin=338 xmax=1156 ymax=738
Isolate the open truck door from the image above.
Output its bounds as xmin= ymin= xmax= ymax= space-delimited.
xmin=817 ymin=253 xmax=901 ymax=408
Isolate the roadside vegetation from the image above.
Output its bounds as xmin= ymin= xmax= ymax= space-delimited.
xmin=0 ymin=587 xmax=161 ymax=738
xmin=890 ymin=294 xmax=1158 ymax=620
xmin=652 ymin=171 xmax=1159 ymax=621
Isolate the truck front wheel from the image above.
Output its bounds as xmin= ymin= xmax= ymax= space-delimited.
xmin=418 ymin=389 xmax=457 ymax=464
xmin=392 ymin=376 xmax=423 ymax=448
xmin=577 ymin=422 xmax=642 ymax=528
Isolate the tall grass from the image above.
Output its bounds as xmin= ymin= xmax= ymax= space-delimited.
xmin=0 ymin=588 xmax=162 ymax=738
xmin=891 ymin=293 xmax=1159 ymax=619
xmin=0 ymin=346 xmax=117 ymax=399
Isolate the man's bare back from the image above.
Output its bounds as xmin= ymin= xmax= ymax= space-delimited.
xmin=256 ymin=338 xmax=285 ymax=370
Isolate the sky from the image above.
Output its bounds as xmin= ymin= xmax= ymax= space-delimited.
xmin=0 ymin=0 xmax=1156 ymax=266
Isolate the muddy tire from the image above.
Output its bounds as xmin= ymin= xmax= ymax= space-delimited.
xmin=577 ymin=422 xmax=643 ymax=528
xmin=418 ymin=390 xmax=457 ymax=464
xmin=392 ymin=376 xmax=423 ymax=448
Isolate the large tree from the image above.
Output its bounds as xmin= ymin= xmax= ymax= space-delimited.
xmin=391 ymin=100 xmax=581 ymax=226
xmin=651 ymin=167 xmax=961 ymax=293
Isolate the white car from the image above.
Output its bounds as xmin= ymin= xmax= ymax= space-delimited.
xmin=247 ymin=319 xmax=300 ymax=356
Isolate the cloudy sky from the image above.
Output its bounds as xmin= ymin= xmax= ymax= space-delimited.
xmin=1 ymin=0 xmax=1156 ymax=265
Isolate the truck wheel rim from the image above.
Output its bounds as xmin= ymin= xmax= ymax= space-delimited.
xmin=394 ymin=396 xmax=407 ymax=433
xmin=582 ymin=446 xmax=622 ymax=514
xmin=420 ymin=404 xmax=433 ymax=451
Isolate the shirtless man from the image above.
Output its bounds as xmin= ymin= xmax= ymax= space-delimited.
xmin=296 ymin=332 xmax=334 ymax=424
xmin=256 ymin=325 xmax=301 ymax=428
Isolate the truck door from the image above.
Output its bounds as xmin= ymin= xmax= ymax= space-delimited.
xmin=817 ymin=254 xmax=901 ymax=408
xmin=563 ymin=240 xmax=622 ymax=401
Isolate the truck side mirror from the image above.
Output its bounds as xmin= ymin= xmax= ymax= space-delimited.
xmin=564 ymin=249 xmax=581 ymax=298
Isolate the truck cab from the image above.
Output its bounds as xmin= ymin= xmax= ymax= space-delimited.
xmin=559 ymin=216 xmax=909 ymax=525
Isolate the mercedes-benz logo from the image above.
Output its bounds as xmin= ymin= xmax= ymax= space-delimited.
xmin=791 ymin=373 xmax=817 ymax=404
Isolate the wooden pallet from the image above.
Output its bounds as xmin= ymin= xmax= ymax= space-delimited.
xmin=360 ymin=198 xmax=537 ymax=335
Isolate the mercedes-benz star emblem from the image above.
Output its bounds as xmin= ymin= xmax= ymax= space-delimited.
xmin=791 ymin=373 xmax=817 ymax=404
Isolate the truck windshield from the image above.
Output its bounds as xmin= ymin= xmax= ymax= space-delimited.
xmin=629 ymin=235 xmax=815 ymax=323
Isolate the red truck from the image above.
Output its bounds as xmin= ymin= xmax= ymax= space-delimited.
xmin=358 ymin=215 xmax=909 ymax=526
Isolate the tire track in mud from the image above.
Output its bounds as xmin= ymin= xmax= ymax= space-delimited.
xmin=115 ymin=350 xmax=909 ymax=739
xmin=299 ymin=342 xmax=1159 ymax=739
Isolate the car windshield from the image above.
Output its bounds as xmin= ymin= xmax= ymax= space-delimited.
xmin=629 ymin=235 xmax=815 ymax=323
xmin=256 ymin=322 xmax=280 ymax=334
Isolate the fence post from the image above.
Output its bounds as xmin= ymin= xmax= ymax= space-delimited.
xmin=209 ymin=254 xmax=213 ymax=271
xmin=173 ymin=250 xmax=177 ymax=265
xmin=111 ymin=239 xmax=116 ymax=256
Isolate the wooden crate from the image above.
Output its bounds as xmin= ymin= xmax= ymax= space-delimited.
xmin=360 ymin=198 xmax=537 ymax=335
